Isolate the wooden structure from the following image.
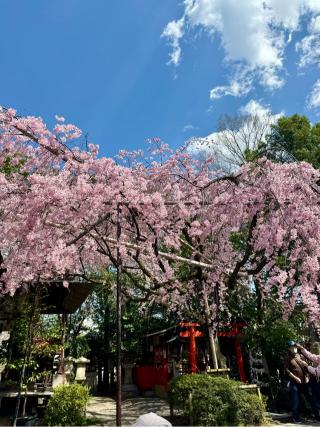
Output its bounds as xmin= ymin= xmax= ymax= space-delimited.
xmin=135 ymin=321 xmax=250 ymax=397
xmin=38 ymin=280 xmax=96 ymax=314
xmin=217 ymin=323 xmax=247 ymax=383
xmin=179 ymin=323 xmax=204 ymax=373
xmin=0 ymin=280 xmax=95 ymax=425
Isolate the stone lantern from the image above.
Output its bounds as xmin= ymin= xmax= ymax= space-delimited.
xmin=74 ymin=357 xmax=90 ymax=383
xmin=0 ymin=362 xmax=5 ymax=382
xmin=52 ymin=355 xmax=75 ymax=387
xmin=64 ymin=356 xmax=75 ymax=381
xmin=0 ymin=331 xmax=10 ymax=382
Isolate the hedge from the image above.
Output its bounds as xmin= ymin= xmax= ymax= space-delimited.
xmin=44 ymin=383 xmax=90 ymax=426
xmin=168 ymin=374 xmax=265 ymax=426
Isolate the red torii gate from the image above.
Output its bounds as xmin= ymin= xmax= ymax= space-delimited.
xmin=179 ymin=322 xmax=247 ymax=382
xmin=217 ymin=322 xmax=247 ymax=383
xmin=179 ymin=322 xmax=204 ymax=373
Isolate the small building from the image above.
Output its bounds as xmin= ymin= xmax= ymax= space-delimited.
xmin=134 ymin=322 xmax=250 ymax=397
xmin=0 ymin=280 xmax=95 ymax=424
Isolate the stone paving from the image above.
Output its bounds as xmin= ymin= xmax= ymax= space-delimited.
xmin=86 ymin=397 xmax=320 ymax=426
xmin=86 ymin=396 xmax=171 ymax=426
xmin=267 ymin=412 xmax=320 ymax=426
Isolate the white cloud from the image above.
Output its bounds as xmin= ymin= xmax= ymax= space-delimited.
xmin=161 ymin=18 xmax=184 ymax=66
xmin=265 ymin=0 xmax=303 ymax=31
xmin=240 ymin=100 xmax=271 ymax=118
xmin=307 ymin=79 xmax=320 ymax=109
xmin=239 ymin=99 xmax=284 ymax=119
xmin=183 ymin=124 xmax=198 ymax=132
xmin=188 ymin=100 xmax=283 ymax=172
xmin=259 ymin=67 xmax=285 ymax=90
xmin=296 ymin=15 xmax=320 ymax=68
xmin=163 ymin=0 xmax=320 ymax=97
xmin=296 ymin=34 xmax=320 ymax=67
xmin=210 ymin=72 xmax=253 ymax=99
xmin=310 ymin=15 xmax=320 ymax=33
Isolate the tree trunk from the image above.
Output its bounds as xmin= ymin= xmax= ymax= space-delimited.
xmin=203 ymin=290 xmax=219 ymax=369
xmin=13 ymin=294 xmax=38 ymax=426
xmin=254 ymin=280 xmax=270 ymax=376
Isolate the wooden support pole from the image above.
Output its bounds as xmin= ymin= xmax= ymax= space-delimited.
xmin=116 ymin=204 xmax=122 ymax=427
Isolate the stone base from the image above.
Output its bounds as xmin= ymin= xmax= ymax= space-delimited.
xmin=122 ymin=384 xmax=139 ymax=398
xmin=52 ymin=373 xmax=66 ymax=388
xmin=154 ymin=384 xmax=167 ymax=399
xmin=141 ymin=389 xmax=155 ymax=397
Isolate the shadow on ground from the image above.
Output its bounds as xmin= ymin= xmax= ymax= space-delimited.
xmin=86 ymin=396 xmax=171 ymax=426
xmin=87 ymin=398 xmax=320 ymax=427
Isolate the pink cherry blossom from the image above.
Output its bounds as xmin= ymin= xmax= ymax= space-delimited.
xmin=0 ymin=106 xmax=320 ymax=326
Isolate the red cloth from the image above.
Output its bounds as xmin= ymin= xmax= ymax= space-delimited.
xmin=134 ymin=364 xmax=169 ymax=391
xmin=134 ymin=365 xmax=157 ymax=390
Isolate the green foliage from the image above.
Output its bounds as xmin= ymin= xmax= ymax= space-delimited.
xmin=43 ymin=384 xmax=90 ymax=426
xmin=229 ymin=230 xmax=247 ymax=252
xmin=233 ymin=392 xmax=266 ymax=426
xmin=244 ymin=147 xmax=260 ymax=162
xmin=6 ymin=358 xmax=39 ymax=372
xmin=169 ymin=374 xmax=266 ymax=426
xmin=245 ymin=309 xmax=307 ymax=373
xmin=0 ymin=155 xmax=28 ymax=177
xmin=168 ymin=373 xmax=219 ymax=408
xmin=266 ymin=114 xmax=320 ymax=168
xmin=87 ymin=277 xmax=173 ymax=364
xmin=68 ymin=334 xmax=90 ymax=359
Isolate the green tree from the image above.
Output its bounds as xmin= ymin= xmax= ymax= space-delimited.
xmin=265 ymin=114 xmax=320 ymax=168
xmin=83 ymin=274 xmax=174 ymax=392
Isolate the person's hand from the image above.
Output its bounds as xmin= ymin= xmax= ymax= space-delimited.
xmin=296 ymin=343 xmax=303 ymax=350
xmin=295 ymin=377 xmax=302 ymax=384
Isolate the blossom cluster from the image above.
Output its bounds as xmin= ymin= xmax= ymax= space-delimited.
xmin=0 ymin=107 xmax=319 ymax=324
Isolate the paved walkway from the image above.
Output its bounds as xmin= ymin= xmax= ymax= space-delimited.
xmin=86 ymin=397 xmax=320 ymax=426
xmin=86 ymin=396 xmax=171 ymax=426
xmin=268 ymin=412 xmax=320 ymax=426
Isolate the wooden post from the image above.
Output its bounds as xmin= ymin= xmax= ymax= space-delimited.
xmin=234 ymin=336 xmax=247 ymax=383
xmin=170 ymin=402 xmax=174 ymax=421
xmin=188 ymin=391 xmax=193 ymax=426
xmin=13 ymin=293 xmax=38 ymax=426
xmin=61 ymin=313 xmax=67 ymax=384
xmin=203 ymin=291 xmax=219 ymax=369
xmin=116 ymin=203 xmax=122 ymax=427
xmin=189 ymin=326 xmax=197 ymax=373
xmin=217 ymin=323 xmax=247 ymax=382
xmin=180 ymin=323 xmax=204 ymax=373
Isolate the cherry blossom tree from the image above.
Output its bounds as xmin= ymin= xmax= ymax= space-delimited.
xmin=1 ymin=105 xmax=320 ymax=340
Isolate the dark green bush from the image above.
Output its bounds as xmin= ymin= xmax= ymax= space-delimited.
xmin=168 ymin=374 xmax=265 ymax=426
xmin=44 ymin=383 xmax=90 ymax=426
xmin=233 ymin=391 xmax=266 ymax=426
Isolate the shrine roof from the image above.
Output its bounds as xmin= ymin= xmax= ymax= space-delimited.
xmin=40 ymin=280 xmax=95 ymax=314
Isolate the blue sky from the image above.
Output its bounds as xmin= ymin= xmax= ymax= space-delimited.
xmin=0 ymin=0 xmax=319 ymax=157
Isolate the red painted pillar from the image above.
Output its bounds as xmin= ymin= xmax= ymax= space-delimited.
xmin=235 ymin=336 xmax=247 ymax=383
xmin=180 ymin=323 xmax=203 ymax=374
xmin=189 ymin=326 xmax=197 ymax=373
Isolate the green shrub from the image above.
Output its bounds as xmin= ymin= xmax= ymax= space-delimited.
xmin=168 ymin=373 xmax=222 ymax=408
xmin=233 ymin=391 xmax=266 ymax=426
xmin=44 ymin=383 xmax=90 ymax=426
xmin=168 ymin=374 xmax=265 ymax=426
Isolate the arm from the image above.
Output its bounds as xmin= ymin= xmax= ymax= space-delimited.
xmin=286 ymin=369 xmax=302 ymax=383
xmin=300 ymin=348 xmax=320 ymax=365
xmin=307 ymin=365 xmax=318 ymax=377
